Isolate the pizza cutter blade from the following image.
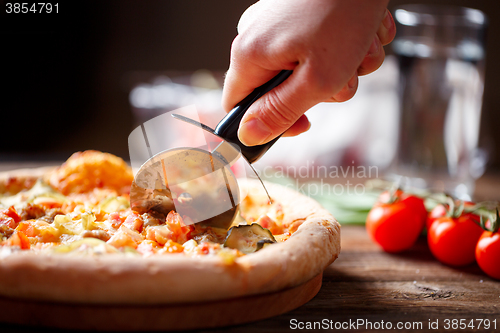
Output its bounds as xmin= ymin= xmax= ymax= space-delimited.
xmin=130 ymin=147 xmax=240 ymax=229
xmin=129 ymin=70 xmax=293 ymax=230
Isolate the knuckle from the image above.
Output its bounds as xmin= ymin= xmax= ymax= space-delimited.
xmin=358 ymin=50 xmax=386 ymax=76
xmin=377 ymin=29 xmax=391 ymax=46
xmin=237 ymin=2 xmax=259 ymax=33
xmin=230 ymin=34 xmax=264 ymax=63
xmin=304 ymin=69 xmax=337 ymax=98
xmin=260 ymin=92 xmax=300 ymax=130
xmin=377 ymin=20 xmax=396 ymax=46
xmin=333 ymin=85 xmax=357 ymax=103
xmin=230 ymin=35 xmax=244 ymax=57
xmin=301 ymin=59 xmax=350 ymax=98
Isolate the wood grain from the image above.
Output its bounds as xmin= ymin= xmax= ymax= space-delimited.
xmin=0 ymin=274 xmax=322 ymax=331
xmin=224 ymin=226 xmax=500 ymax=333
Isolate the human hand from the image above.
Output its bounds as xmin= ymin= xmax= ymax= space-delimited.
xmin=222 ymin=0 xmax=396 ymax=146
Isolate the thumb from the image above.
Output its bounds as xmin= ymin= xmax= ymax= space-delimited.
xmin=237 ymin=66 xmax=341 ymax=146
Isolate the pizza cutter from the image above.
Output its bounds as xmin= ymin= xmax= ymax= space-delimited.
xmin=130 ymin=70 xmax=293 ymax=230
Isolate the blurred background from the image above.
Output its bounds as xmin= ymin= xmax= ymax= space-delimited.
xmin=1 ymin=0 xmax=499 ymax=175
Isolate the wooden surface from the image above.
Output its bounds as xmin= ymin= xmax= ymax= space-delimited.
xmin=212 ymin=227 xmax=499 ymax=333
xmin=0 ymin=274 xmax=322 ymax=331
xmin=1 ymin=163 xmax=499 ymax=332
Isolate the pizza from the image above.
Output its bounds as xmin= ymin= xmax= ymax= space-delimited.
xmin=0 ymin=150 xmax=340 ymax=306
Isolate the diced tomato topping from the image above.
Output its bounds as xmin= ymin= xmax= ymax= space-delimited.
xmin=274 ymin=232 xmax=291 ymax=242
xmin=122 ymin=212 xmax=143 ymax=232
xmin=18 ymin=231 xmax=31 ymax=249
xmin=14 ymin=221 xmax=60 ymax=243
xmin=256 ymin=215 xmax=283 ymax=234
xmin=274 ymin=203 xmax=284 ymax=222
xmin=199 ymin=242 xmax=210 ymax=255
xmin=0 ymin=206 xmax=21 ymax=229
xmin=6 ymin=231 xmax=30 ymax=250
xmin=145 ymin=225 xmax=173 ymax=245
xmin=136 ymin=239 xmax=161 ymax=256
xmin=0 ymin=217 xmax=17 ymax=229
xmin=2 ymin=206 xmax=21 ymax=223
xmin=108 ymin=211 xmax=124 ymax=228
xmin=15 ymin=220 xmax=60 ymax=243
xmin=33 ymin=198 xmax=63 ymax=209
xmin=107 ymin=226 xmax=143 ymax=249
xmin=61 ymin=201 xmax=78 ymax=214
xmin=15 ymin=222 xmax=36 ymax=237
xmin=165 ymin=211 xmax=193 ymax=243
xmin=107 ymin=232 xmax=136 ymax=249
xmin=258 ymin=215 xmax=270 ymax=228
xmin=195 ymin=242 xmax=220 ymax=255
xmin=162 ymin=239 xmax=184 ymax=253
xmin=92 ymin=209 xmax=107 ymax=222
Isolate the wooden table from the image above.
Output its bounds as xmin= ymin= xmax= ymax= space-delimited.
xmin=191 ymin=226 xmax=497 ymax=333
xmin=1 ymin=164 xmax=499 ymax=332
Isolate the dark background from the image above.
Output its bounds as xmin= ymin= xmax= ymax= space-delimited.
xmin=1 ymin=0 xmax=499 ymax=172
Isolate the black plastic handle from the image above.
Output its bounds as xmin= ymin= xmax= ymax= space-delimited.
xmin=214 ymin=70 xmax=293 ymax=164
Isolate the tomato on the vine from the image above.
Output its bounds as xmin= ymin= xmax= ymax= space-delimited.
xmin=427 ymin=204 xmax=447 ymax=231
xmin=475 ymin=209 xmax=500 ymax=279
xmin=476 ymin=230 xmax=500 ymax=280
xmin=427 ymin=201 xmax=475 ymax=231
xmin=427 ymin=212 xmax=483 ymax=266
xmin=366 ymin=190 xmax=426 ymax=253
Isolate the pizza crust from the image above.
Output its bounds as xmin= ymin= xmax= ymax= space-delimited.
xmin=0 ymin=169 xmax=340 ymax=305
xmin=0 ymin=167 xmax=55 ymax=195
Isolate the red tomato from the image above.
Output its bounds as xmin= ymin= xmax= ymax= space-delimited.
xmin=165 ymin=211 xmax=194 ymax=243
xmin=427 ymin=204 xmax=447 ymax=231
xmin=0 ymin=206 xmax=21 ymax=229
xmin=428 ymin=214 xmax=483 ymax=266
xmin=427 ymin=201 xmax=475 ymax=231
xmin=366 ymin=192 xmax=426 ymax=253
xmin=6 ymin=231 xmax=30 ymax=250
xmin=476 ymin=231 xmax=500 ymax=280
xmin=1 ymin=206 xmax=21 ymax=222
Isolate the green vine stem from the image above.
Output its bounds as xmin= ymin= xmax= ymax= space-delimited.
xmin=479 ymin=208 xmax=499 ymax=233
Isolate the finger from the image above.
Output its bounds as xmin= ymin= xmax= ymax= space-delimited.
xmin=323 ymin=73 xmax=358 ymax=103
xmin=377 ymin=9 xmax=396 ymax=46
xmin=221 ymin=39 xmax=279 ymax=112
xmin=222 ymin=65 xmax=279 ymax=113
xmin=282 ymin=114 xmax=311 ymax=137
xmin=357 ymin=35 xmax=386 ymax=76
xmin=236 ymin=1 xmax=261 ymax=33
xmin=237 ymin=64 xmax=339 ymax=146
xmin=221 ymin=35 xmax=296 ymax=113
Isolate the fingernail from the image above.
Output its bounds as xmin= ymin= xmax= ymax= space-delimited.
xmin=368 ymin=37 xmax=379 ymax=55
xmin=238 ymin=118 xmax=273 ymax=146
xmin=305 ymin=121 xmax=311 ymax=132
xmin=383 ymin=10 xmax=393 ymax=30
xmin=348 ymin=74 xmax=357 ymax=89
